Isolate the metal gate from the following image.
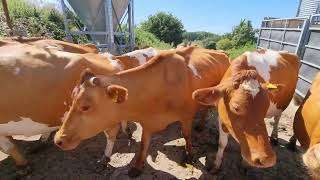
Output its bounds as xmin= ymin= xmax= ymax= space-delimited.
xmin=296 ymin=14 xmax=320 ymax=97
xmin=257 ymin=17 xmax=309 ymax=55
xmin=257 ymin=15 xmax=320 ymax=98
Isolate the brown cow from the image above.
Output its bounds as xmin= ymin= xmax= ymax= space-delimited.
xmin=193 ymin=49 xmax=300 ymax=173
xmin=0 ymin=37 xmax=99 ymax=54
xmin=0 ymin=43 xmax=159 ymax=175
xmin=287 ymin=72 xmax=320 ymax=179
xmin=54 ymin=46 xmax=230 ymax=177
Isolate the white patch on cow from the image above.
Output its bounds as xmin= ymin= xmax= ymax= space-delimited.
xmin=104 ymin=131 xmax=115 ymax=157
xmin=240 ymin=79 xmax=260 ymax=98
xmin=44 ymin=45 xmax=62 ymax=51
xmin=0 ymin=136 xmax=14 ymax=153
xmin=61 ymin=111 xmax=68 ymax=122
xmin=245 ymin=50 xmax=279 ymax=81
xmin=121 ymin=121 xmax=127 ymax=134
xmin=0 ymin=55 xmax=17 ymax=64
xmin=100 ymin=52 xmax=114 ymax=60
xmin=0 ymin=117 xmax=59 ymax=137
xmin=314 ymin=146 xmax=320 ymax=162
xmin=125 ymin=47 xmax=157 ymax=65
xmin=99 ymin=52 xmax=123 ymax=70
xmin=188 ymin=64 xmax=201 ymax=79
xmin=214 ymin=117 xmax=228 ymax=169
xmin=265 ymin=101 xmax=282 ymax=118
xmin=13 ymin=67 xmax=20 ymax=75
xmin=109 ymin=59 xmax=124 ymax=70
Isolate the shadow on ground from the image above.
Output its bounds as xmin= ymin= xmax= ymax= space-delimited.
xmin=0 ymin=109 xmax=311 ymax=180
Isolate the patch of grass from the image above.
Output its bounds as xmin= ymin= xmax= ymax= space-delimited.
xmin=0 ymin=0 xmax=88 ymax=43
xmin=227 ymin=43 xmax=256 ymax=60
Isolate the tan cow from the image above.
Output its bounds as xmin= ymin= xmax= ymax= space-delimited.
xmin=287 ymin=72 xmax=320 ymax=179
xmin=193 ymin=49 xmax=300 ymax=173
xmin=0 ymin=36 xmax=99 ymax=54
xmin=0 ymin=43 xmax=159 ymax=175
xmin=54 ymin=46 xmax=230 ymax=177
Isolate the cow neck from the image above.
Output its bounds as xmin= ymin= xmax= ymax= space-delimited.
xmin=101 ymin=55 xmax=170 ymax=119
xmin=81 ymin=54 xmax=119 ymax=75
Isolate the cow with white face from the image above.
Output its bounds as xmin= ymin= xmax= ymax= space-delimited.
xmin=193 ymin=49 xmax=300 ymax=173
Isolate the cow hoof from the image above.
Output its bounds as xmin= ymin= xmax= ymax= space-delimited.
xmin=208 ymin=166 xmax=221 ymax=175
xmin=181 ymin=153 xmax=193 ymax=166
xmin=16 ymin=165 xmax=32 ymax=176
xmin=270 ymin=137 xmax=278 ymax=146
xmin=286 ymin=142 xmax=297 ymax=152
xmin=128 ymin=167 xmax=142 ymax=178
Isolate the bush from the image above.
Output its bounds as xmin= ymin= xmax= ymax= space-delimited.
xmin=0 ymin=0 xmax=88 ymax=43
xmin=227 ymin=43 xmax=256 ymax=59
xmin=202 ymin=38 xmax=217 ymax=49
xmin=183 ymin=31 xmax=220 ymax=42
xmin=135 ymin=27 xmax=173 ymax=49
xmin=141 ymin=12 xmax=184 ymax=46
xmin=231 ymin=20 xmax=256 ymax=48
xmin=217 ymin=38 xmax=233 ymax=50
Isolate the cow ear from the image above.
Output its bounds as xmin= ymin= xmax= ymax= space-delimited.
xmin=106 ymin=85 xmax=128 ymax=103
xmin=192 ymin=87 xmax=223 ymax=106
xmin=261 ymin=83 xmax=286 ymax=96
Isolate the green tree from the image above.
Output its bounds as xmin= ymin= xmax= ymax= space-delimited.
xmin=217 ymin=38 xmax=233 ymax=50
xmin=141 ymin=12 xmax=184 ymax=45
xmin=231 ymin=20 xmax=256 ymax=48
xmin=135 ymin=27 xmax=173 ymax=49
xmin=202 ymin=37 xmax=217 ymax=49
xmin=182 ymin=31 xmax=220 ymax=42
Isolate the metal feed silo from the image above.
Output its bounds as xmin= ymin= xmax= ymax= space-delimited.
xmin=297 ymin=0 xmax=320 ymax=17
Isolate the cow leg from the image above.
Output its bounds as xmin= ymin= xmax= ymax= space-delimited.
xmin=195 ymin=109 xmax=207 ymax=131
xmin=121 ymin=121 xmax=132 ymax=139
xmin=28 ymin=132 xmax=52 ymax=154
xmin=0 ymin=136 xmax=30 ymax=176
xmin=97 ymin=125 xmax=120 ymax=166
xmin=128 ymin=130 xmax=151 ymax=178
xmin=270 ymin=114 xmax=282 ymax=146
xmin=287 ymin=135 xmax=297 ymax=151
xmin=181 ymin=119 xmax=193 ymax=165
xmin=210 ymin=117 xmax=228 ymax=174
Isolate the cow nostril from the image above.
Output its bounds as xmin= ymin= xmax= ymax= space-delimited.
xmin=254 ymin=158 xmax=263 ymax=166
xmin=56 ymin=140 xmax=63 ymax=147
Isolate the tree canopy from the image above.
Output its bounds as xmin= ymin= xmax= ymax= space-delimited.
xmin=141 ymin=12 xmax=184 ymax=46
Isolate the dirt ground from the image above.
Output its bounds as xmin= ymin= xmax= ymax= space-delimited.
xmin=0 ymin=102 xmax=311 ymax=180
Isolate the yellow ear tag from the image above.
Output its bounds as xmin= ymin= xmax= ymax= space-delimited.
xmin=111 ymin=91 xmax=118 ymax=103
xmin=267 ymin=83 xmax=277 ymax=90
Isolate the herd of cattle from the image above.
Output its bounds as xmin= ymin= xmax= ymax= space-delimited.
xmin=0 ymin=37 xmax=319 ymax=179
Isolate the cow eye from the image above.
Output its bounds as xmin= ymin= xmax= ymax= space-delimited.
xmin=80 ymin=105 xmax=90 ymax=112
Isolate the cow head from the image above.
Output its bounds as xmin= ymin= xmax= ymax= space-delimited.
xmin=303 ymin=144 xmax=320 ymax=178
xmin=193 ymin=69 xmax=280 ymax=168
xmin=54 ymin=69 xmax=128 ymax=150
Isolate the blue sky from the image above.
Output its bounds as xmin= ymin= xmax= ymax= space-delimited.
xmin=134 ymin=0 xmax=300 ymax=34
xmin=44 ymin=0 xmax=300 ymax=34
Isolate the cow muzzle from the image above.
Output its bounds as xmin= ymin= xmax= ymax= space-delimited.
xmin=54 ymin=131 xmax=80 ymax=151
xmin=248 ymin=151 xmax=276 ymax=168
xmin=303 ymin=144 xmax=320 ymax=178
